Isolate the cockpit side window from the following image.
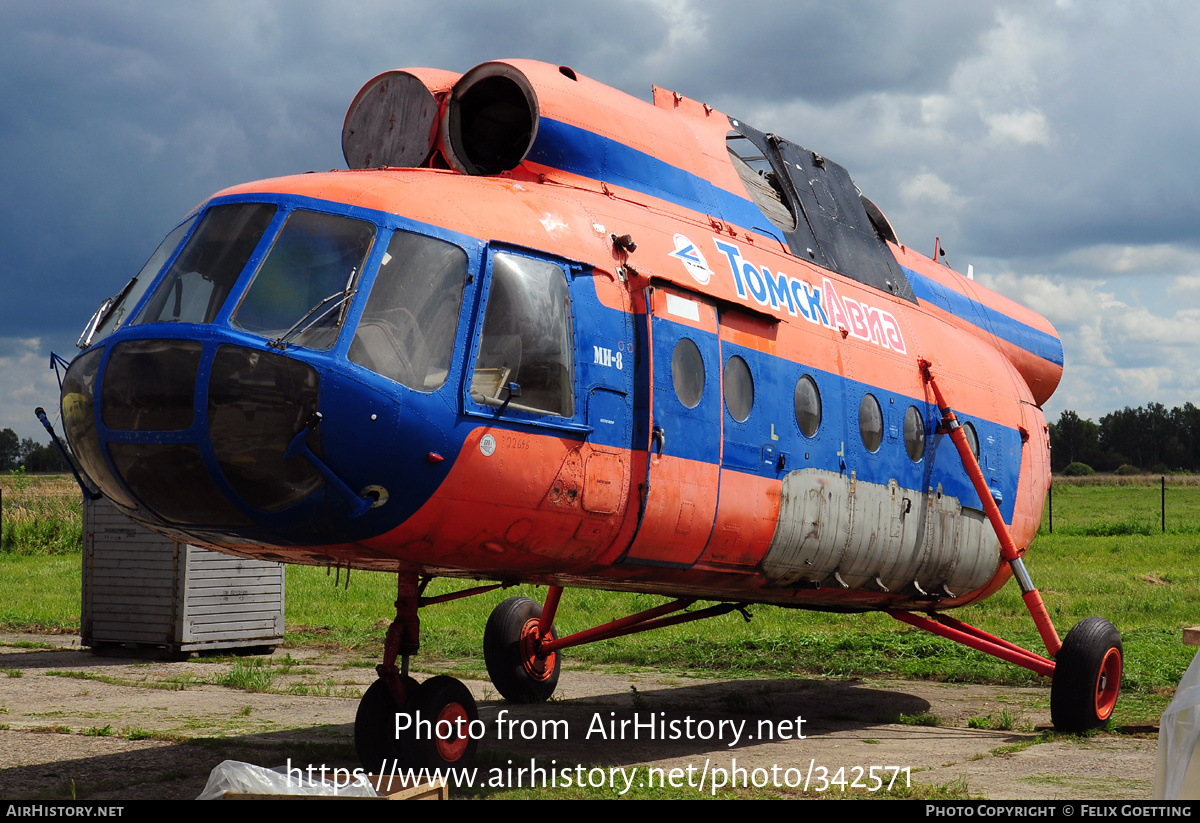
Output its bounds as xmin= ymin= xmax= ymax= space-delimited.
xmin=136 ymin=203 xmax=276 ymax=326
xmin=470 ymin=252 xmax=574 ymax=418
xmin=232 ymin=210 xmax=375 ymax=350
xmin=348 ymin=231 xmax=469 ymax=391
xmin=87 ymin=215 xmax=198 ymax=347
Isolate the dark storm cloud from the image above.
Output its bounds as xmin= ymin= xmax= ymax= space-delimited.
xmin=0 ymin=4 xmax=350 ymax=342
xmin=648 ymin=0 xmax=998 ymax=104
xmin=3 ymin=1 xmax=1200 ymax=436
xmin=0 ymin=1 xmax=676 ymax=347
xmin=843 ymin=2 xmax=1200 ymax=261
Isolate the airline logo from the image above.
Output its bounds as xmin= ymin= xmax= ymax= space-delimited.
xmin=709 ymin=239 xmax=906 ymax=354
xmin=668 ymin=233 xmax=712 ymax=285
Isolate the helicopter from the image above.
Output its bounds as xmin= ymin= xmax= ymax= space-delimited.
xmin=57 ymin=59 xmax=1121 ymax=771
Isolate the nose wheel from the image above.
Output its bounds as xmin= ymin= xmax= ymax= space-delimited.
xmin=355 ymin=675 xmax=479 ymax=771
xmin=1050 ymin=617 xmax=1123 ymax=733
xmin=354 ymin=676 xmax=417 ymax=769
xmin=355 ymin=573 xmax=480 ymax=772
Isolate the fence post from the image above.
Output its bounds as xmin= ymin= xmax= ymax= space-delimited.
xmin=1162 ymin=475 xmax=1166 ymax=533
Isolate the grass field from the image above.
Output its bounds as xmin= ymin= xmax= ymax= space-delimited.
xmin=1045 ymin=474 xmax=1200 ymax=536
xmin=3 ymin=473 xmax=1200 ymax=730
xmin=0 ymin=472 xmax=82 ymax=555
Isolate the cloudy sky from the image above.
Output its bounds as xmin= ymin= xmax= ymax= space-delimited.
xmin=2 ymin=0 xmax=1197 ymax=443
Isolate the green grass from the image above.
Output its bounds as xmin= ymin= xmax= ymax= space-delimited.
xmin=896 ymin=711 xmax=942 ymax=727
xmin=1044 ymin=476 xmax=1200 ymax=536
xmin=968 ymin=709 xmax=1025 ymax=731
xmin=0 ymin=475 xmax=83 ymax=555
xmin=3 ymin=476 xmax=1199 ymax=731
xmin=0 ymin=554 xmax=80 ymax=630
xmin=215 ymin=660 xmax=275 ymax=693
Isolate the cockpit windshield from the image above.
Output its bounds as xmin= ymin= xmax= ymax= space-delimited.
xmin=232 ymin=209 xmax=375 ymax=349
xmin=136 ymin=203 xmax=276 ymax=326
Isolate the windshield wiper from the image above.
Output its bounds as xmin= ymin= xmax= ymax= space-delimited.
xmin=268 ymin=287 xmax=357 ymax=350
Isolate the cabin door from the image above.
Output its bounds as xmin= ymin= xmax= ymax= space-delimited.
xmin=621 ymin=286 xmax=721 ymax=567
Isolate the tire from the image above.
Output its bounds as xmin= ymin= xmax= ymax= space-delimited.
xmin=484 ymin=596 xmax=561 ymax=702
xmin=408 ymin=675 xmax=480 ymax=768
xmin=1050 ymin=617 xmax=1123 ymax=733
xmin=354 ymin=676 xmax=418 ymax=771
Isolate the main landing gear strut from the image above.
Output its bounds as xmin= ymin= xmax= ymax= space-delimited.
xmin=900 ymin=362 xmax=1123 ymax=732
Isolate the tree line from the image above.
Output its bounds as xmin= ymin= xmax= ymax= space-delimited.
xmin=1049 ymin=404 xmax=1200 ymax=474
xmin=4 ymin=408 xmax=1196 ymax=476
xmin=0 ymin=428 xmax=70 ymax=473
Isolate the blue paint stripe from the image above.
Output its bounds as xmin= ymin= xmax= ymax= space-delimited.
xmin=644 ymin=310 xmax=1020 ymax=522
xmin=905 ymin=268 xmax=1063 ymax=368
xmin=528 ymin=118 xmax=787 ymax=244
xmin=718 ymin=336 xmax=1019 ymax=523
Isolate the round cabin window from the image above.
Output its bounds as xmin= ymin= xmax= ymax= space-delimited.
xmin=963 ymin=420 xmax=980 ymax=459
xmin=671 ymin=338 xmax=705 ymax=409
xmin=859 ymin=394 xmax=883 ymax=453
xmin=723 ymin=355 xmax=754 ymax=422
xmin=794 ymin=375 xmax=821 ymax=437
xmin=904 ymin=405 xmax=925 ymax=462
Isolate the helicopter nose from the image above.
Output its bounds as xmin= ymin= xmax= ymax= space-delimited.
xmin=61 ymin=339 xmax=324 ymax=527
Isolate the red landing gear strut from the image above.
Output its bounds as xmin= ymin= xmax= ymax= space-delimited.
xmin=887 ymin=363 xmax=1122 ymax=732
xmin=354 ymin=573 xmax=488 ymax=772
xmin=482 ymin=588 xmax=743 ymax=702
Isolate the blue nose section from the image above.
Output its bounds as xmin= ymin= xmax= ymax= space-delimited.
xmin=60 ymin=333 xmax=394 ymax=542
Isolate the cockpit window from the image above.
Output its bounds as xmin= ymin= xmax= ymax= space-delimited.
xmin=232 ymin=210 xmax=375 ymax=349
xmin=470 ymin=252 xmax=574 ymax=417
xmin=348 ymin=231 xmax=469 ymax=391
xmin=86 ymin=215 xmax=198 ymax=347
xmin=136 ymin=203 xmax=276 ymax=326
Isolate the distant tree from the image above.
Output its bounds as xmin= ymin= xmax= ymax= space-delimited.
xmin=0 ymin=428 xmax=19 ymax=471
xmin=1175 ymin=403 xmax=1200 ymax=470
xmin=1050 ymin=410 xmax=1101 ymax=472
xmin=0 ymin=432 xmax=70 ymax=473
xmin=23 ymin=442 xmax=69 ymax=473
xmin=18 ymin=437 xmax=37 ymax=465
xmin=1100 ymin=407 xmax=1144 ymax=471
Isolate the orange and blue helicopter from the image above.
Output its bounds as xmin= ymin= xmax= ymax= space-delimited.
xmin=55 ymin=59 xmax=1121 ymax=770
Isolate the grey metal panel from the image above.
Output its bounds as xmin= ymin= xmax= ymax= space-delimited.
xmin=184 ymin=627 xmax=284 ymax=642
xmin=185 ymin=587 xmax=282 ymax=604
xmin=87 ymin=595 xmax=174 ymax=609
xmin=762 ymin=468 xmax=1001 ymax=598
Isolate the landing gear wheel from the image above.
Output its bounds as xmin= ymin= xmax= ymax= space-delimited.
xmin=1050 ymin=617 xmax=1123 ymax=733
xmin=409 ymin=675 xmax=479 ymax=768
xmin=484 ymin=596 xmax=561 ymax=702
xmin=354 ymin=675 xmax=417 ymax=770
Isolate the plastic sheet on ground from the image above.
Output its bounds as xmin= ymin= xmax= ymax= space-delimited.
xmin=197 ymin=759 xmax=378 ymax=799
xmin=1155 ymin=647 xmax=1200 ymax=799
